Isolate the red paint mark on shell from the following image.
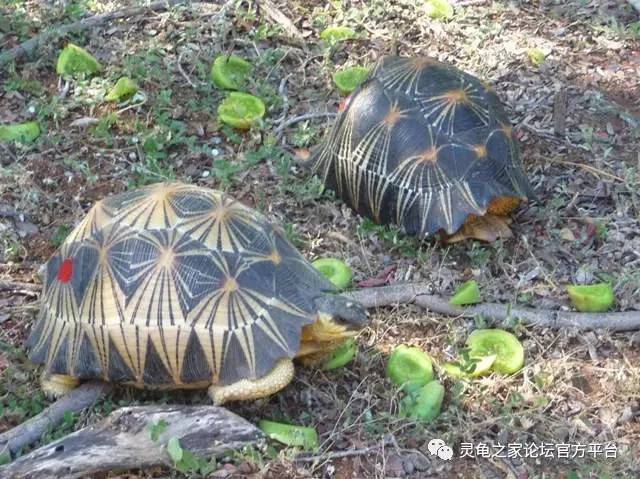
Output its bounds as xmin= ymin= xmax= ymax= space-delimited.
xmin=58 ymin=258 xmax=74 ymax=283
xmin=338 ymin=95 xmax=351 ymax=112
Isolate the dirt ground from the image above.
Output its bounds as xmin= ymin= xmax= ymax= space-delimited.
xmin=1 ymin=0 xmax=639 ymax=477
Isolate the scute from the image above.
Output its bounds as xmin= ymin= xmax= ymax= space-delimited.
xmin=27 ymin=183 xmax=334 ymax=388
xmin=311 ymin=55 xmax=534 ymax=236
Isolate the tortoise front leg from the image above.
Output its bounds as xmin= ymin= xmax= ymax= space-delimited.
xmin=41 ymin=374 xmax=80 ymax=398
xmin=208 ymin=359 xmax=294 ymax=405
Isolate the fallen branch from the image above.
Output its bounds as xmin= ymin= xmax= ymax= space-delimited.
xmin=344 ymin=283 xmax=640 ymax=331
xmin=0 ymin=381 xmax=111 ymax=458
xmin=0 ymin=280 xmax=40 ymax=296
xmin=0 ymin=404 xmax=263 ymax=479
xmin=0 ymin=0 xmax=187 ymax=66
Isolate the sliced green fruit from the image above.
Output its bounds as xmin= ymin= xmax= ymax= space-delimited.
xmin=387 ymin=345 xmax=434 ymax=393
xmin=324 ymin=338 xmax=357 ymax=370
xmin=401 ymin=380 xmax=445 ymax=421
xmin=258 ymin=420 xmax=319 ymax=450
xmin=527 ymin=48 xmax=546 ymax=66
xmin=449 ymin=280 xmax=481 ymax=306
xmin=567 ymin=283 xmax=614 ymax=312
xmin=105 ymin=76 xmax=138 ymax=102
xmin=0 ymin=121 xmax=40 ymax=143
xmin=312 ymin=258 xmax=353 ymax=290
xmin=466 ymin=329 xmax=524 ymax=375
xmin=56 ymin=43 xmax=101 ymax=77
xmin=441 ymin=354 xmax=496 ymax=379
xmin=320 ymin=26 xmax=357 ymax=44
xmin=425 ymin=0 xmax=454 ymax=20
xmin=332 ymin=66 xmax=370 ymax=95
xmin=217 ymin=92 xmax=266 ymax=130
xmin=210 ymin=55 xmax=253 ymax=90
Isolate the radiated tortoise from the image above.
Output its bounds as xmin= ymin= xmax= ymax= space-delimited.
xmin=310 ymin=56 xmax=534 ymax=241
xmin=26 ymin=183 xmax=367 ymax=404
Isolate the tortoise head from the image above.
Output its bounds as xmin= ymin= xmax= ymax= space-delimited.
xmin=297 ymin=295 xmax=368 ymax=364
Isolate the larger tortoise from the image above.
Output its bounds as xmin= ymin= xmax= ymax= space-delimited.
xmin=26 ymin=183 xmax=366 ymax=404
xmin=310 ymin=56 xmax=534 ymax=241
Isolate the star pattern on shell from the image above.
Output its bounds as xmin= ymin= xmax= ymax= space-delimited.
xmin=27 ymin=183 xmax=333 ymax=388
xmin=311 ymin=55 xmax=534 ymax=237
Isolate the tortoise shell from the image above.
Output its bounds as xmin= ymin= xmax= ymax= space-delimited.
xmin=27 ymin=183 xmax=336 ymax=388
xmin=310 ymin=56 xmax=534 ymax=237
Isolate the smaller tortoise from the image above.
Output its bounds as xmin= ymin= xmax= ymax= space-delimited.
xmin=310 ymin=56 xmax=534 ymax=241
xmin=26 ymin=183 xmax=366 ymax=404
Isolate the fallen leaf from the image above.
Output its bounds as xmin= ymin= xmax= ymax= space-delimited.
xmin=357 ymin=264 xmax=397 ymax=287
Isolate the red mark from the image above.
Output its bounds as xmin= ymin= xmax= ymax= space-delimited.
xmin=338 ymin=95 xmax=351 ymax=112
xmin=58 ymin=258 xmax=74 ymax=283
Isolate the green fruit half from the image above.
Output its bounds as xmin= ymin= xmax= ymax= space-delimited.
xmin=210 ymin=55 xmax=253 ymax=90
xmin=312 ymin=258 xmax=353 ymax=290
xmin=466 ymin=329 xmax=524 ymax=375
xmin=0 ymin=122 xmax=40 ymax=144
xmin=258 ymin=420 xmax=319 ymax=450
xmin=320 ymin=26 xmax=357 ymax=44
xmin=217 ymin=92 xmax=265 ymax=130
xmin=441 ymin=354 xmax=497 ymax=379
xmin=401 ymin=380 xmax=445 ymax=421
xmin=332 ymin=66 xmax=370 ymax=95
xmin=449 ymin=280 xmax=482 ymax=306
xmin=105 ymin=77 xmax=138 ymax=102
xmin=323 ymin=338 xmax=357 ymax=370
xmin=56 ymin=43 xmax=101 ymax=77
xmin=425 ymin=0 xmax=454 ymax=19
xmin=567 ymin=283 xmax=614 ymax=312
xmin=387 ymin=345 xmax=434 ymax=393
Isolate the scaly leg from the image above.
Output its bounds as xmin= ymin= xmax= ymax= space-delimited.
xmin=41 ymin=374 xmax=80 ymax=398
xmin=208 ymin=359 xmax=294 ymax=405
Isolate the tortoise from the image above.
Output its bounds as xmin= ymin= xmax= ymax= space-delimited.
xmin=26 ymin=182 xmax=367 ymax=404
xmin=309 ymin=56 xmax=534 ymax=241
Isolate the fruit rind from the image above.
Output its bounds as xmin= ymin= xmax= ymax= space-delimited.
xmin=312 ymin=258 xmax=353 ymax=290
xmin=56 ymin=43 xmax=102 ymax=77
xmin=210 ymin=55 xmax=253 ymax=90
xmin=567 ymin=283 xmax=614 ymax=312
xmin=449 ymin=280 xmax=482 ymax=306
xmin=386 ymin=345 xmax=434 ymax=393
xmin=217 ymin=92 xmax=265 ymax=130
xmin=258 ymin=420 xmax=319 ymax=450
xmin=323 ymin=338 xmax=357 ymax=370
xmin=0 ymin=122 xmax=40 ymax=144
xmin=466 ymin=329 xmax=524 ymax=374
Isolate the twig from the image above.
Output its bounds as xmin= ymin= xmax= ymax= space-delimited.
xmin=0 ymin=144 xmax=18 ymax=163
xmin=0 ymin=404 xmax=262 ymax=478
xmin=343 ymin=283 xmax=640 ymax=331
xmin=176 ymin=51 xmax=203 ymax=89
xmin=546 ymin=157 xmax=625 ymax=183
xmin=0 ymin=280 xmax=41 ymax=295
xmin=257 ymin=0 xmax=304 ymax=41
xmin=0 ymin=381 xmax=112 ymax=458
xmin=296 ymin=436 xmax=393 ymax=463
xmin=0 ymin=0 xmax=187 ymax=66
xmin=274 ymin=112 xmax=336 ymax=137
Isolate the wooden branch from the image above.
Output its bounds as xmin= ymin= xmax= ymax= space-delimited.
xmin=0 ymin=404 xmax=263 ymax=479
xmin=0 ymin=0 xmax=187 ymax=66
xmin=0 ymin=381 xmax=112 ymax=458
xmin=344 ymin=283 xmax=640 ymax=331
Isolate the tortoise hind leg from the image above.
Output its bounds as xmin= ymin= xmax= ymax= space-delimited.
xmin=208 ymin=359 xmax=294 ymax=405
xmin=41 ymin=374 xmax=80 ymax=398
